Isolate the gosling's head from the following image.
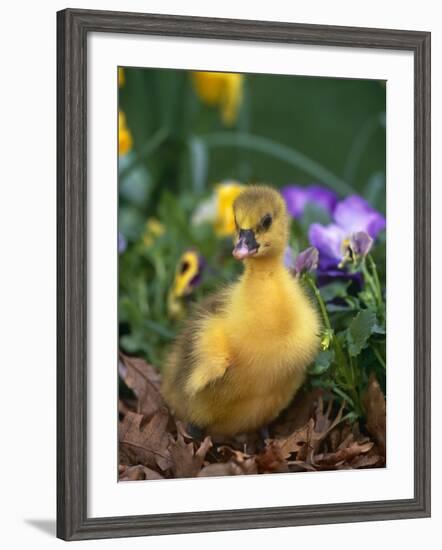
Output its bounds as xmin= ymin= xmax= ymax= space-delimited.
xmin=232 ymin=185 xmax=289 ymax=261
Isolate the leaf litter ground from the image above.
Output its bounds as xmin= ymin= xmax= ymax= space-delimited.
xmin=118 ymin=353 xmax=386 ymax=480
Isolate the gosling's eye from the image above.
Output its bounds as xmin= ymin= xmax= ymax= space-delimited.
xmin=260 ymin=213 xmax=272 ymax=231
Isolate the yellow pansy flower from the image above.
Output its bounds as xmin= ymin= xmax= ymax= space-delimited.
xmin=118 ymin=110 xmax=132 ymax=156
xmin=214 ymin=182 xmax=244 ymax=236
xmin=192 ymin=71 xmax=244 ymax=126
xmin=168 ymin=250 xmax=205 ymax=319
xmin=118 ymin=67 xmax=125 ymax=87
xmin=143 ymin=218 xmax=165 ymax=248
xmin=192 ymin=181 xmax=245 ymax=237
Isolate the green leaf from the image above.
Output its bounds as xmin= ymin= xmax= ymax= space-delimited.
xmin=144 ymin=319 xmax=176 ymax=340
xmin=346 ymin=309 xmax=377 ymax=357
xmin=119 ymin=207 xmax=146 ymax=242
xmin=320 ymin=281 xmax=350 ymax=302
xmin=309 ymin=349 xmax=335 ymax=376
xmin=372 ymin=323 xmax=386 ymax=335
xmin=203 ymin=131 xmax=356 ymax=196
xmin=364 ymin=171 xmax=385 ymax=210
xmin=331 ymin=385 xmax=355 ymax=408
xmin=188 ymin=136 xmax=208 ymax=194
xmin=358 ymin=289 xmax=377 ymax=310
xmin=326 ymin=303 xmax=357 ymax=313
xmin=120 ymin=334 xmax=143 ymax=353
xmin=119 ymin=165 xmax=152 ymax=203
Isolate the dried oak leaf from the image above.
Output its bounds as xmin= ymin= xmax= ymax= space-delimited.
xmin=349 ymin=449 xmax=384 ymax=469
xmin=197 ymin=456 xmax=257 ymax=477
xmin=268 ymin=419 xmax=313 ymax=461
xmin=119 ymin=464 xmax=164 ymax=481
xmin=363 ymin=373 xmax=386 ymax=455
xmin=271 ymin=388 xmax=324 ymax=436
xmin=298 ymin=397 xmax=346 ymax=463
xmin=315 ymin=438 xmax=374 ymax=468
xmin=217 ymin=445 xmax=258 ymax=475
xmin=213 ymin=432 xmax=262 ymax=455
xmin=169 ymin=431 xmax=213 ymax=478
xmin=256 ymin=420 xmax=313 ymax=473
xmin=301 ymin=423 xmax=384 ymax=471
xmin=119 ymin=353 xmax=164 ymax=418
xmin=256 ymin=443 xmax=291 ymax=473
xmin=198 ymin=462 xmax=246 ymax=477
xmin=119 ymin=409 xmax=172 ymax=471
xmin=257 ymin=396 xmax=347 ymax=472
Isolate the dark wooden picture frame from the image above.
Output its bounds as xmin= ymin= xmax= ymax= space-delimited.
xmin=57 ymin=8 xmax=431 ymax=541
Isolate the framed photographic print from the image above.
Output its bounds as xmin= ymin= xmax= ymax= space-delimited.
xmin=57 ymin=8 xmax=431 ymax=541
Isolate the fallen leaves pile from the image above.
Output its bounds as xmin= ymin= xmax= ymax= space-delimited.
xmin=118 ymin=353 xmax=386 ymax=480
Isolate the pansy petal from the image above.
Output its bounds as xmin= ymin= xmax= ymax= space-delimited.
xmin=118 ymin=232 xmax=127 ymax=254
xmin=172 ymin=250 xmax=205 ymax=297
xmin=282 ymin=184 xmax=338 ymax=219
xmin=366 ymin=214 xmax=387 ymax=239
xmin=280 ymin=185 xmax=309 ymax=218
xmin=333 ymin=195 xmax=386 ymax=238
xmin=306 ymin=185 xmax=338 ymax=215
xmin=309 ymin=223 xmax=346 ymax=268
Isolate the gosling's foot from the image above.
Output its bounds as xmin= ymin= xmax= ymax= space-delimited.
xmin=186 ymin=422 xmax=205 ymax=440
xmin=259 ymin=425 xmax=271 ymax=441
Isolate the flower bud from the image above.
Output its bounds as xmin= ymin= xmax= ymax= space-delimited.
xmin=293 ymin=246 xmax=319 ymax=276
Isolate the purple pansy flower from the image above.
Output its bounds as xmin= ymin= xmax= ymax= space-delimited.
xmin=281 ymin=184 xmax=338 ymax=219
xmin=309 ymin=195 xmax=385 ymax=270
xmin=118 ymin=232 xmax=127 ymax=254
xmin=333 ymin=196 xmax=386 ymax=238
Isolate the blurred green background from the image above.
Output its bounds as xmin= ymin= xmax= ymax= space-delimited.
xmin=118 ymin=67 xmax=386 ymax=368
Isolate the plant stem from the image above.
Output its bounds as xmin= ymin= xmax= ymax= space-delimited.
xmin=305 ymin=274 xmax=363 ymax=417
xmin=362 ymin=260 xmax=383 ymax=312
xmin=203 ymin=131 xmax=355 ymax=196
xmin=347 ymin=353 xmax=362 ymax=415
xmin=373 ymin=346 xmax=386 ymax=369
xmin=343 ymin=113 xmax=384 ymax=182
xmin=305 ymin=274 xmax=332 ymax=332
xmin=368 ymin=255 xmax=383 ymax=305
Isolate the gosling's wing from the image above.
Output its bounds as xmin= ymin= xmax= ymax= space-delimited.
xmin=174 ymin=288 xmax=232 ymax=396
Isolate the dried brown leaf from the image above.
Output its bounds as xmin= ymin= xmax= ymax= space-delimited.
xmin=197 ymin=457 xmax=257 ymax=477
xmin=256 ymin=442 xmax=290 ymax=473
xmin=317 ymin=440 xmax=374 ymax=467
xmin=119 ymin=409 xmax=172 ymax=471
xmin=296 ymin=397 xmax=346 ymax=463
xmin=255 ymin=419 xmax=313 ymax=474
xmin=119 ymin=353 xmax=164 ymax=418
xmin=198 ymin=462 xmax=244 ymax=477
xmin=256 ymin=397 xmax=348 ymax=472
xmin=119 ymin=464 xmax=164 ymax=481
xmin=217 ymin=445 xmax=251 ymax=460
xmin=363 ymin=373 xmax=386 ymax=455
xmin=350 ymin=450 xmax=384 ymax=469
xmin=169 ymin=433 xmax=213 ymax=478
xmin=118 ymin=354 xmax=386 ymax=479
xmin=271 ymin=389 xmax=323 ymax=436
xmin=217 ymin=445 xmax=258 ymax=474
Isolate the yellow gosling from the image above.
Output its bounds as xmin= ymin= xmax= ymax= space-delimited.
xmin=162 ymin=185 xmax=321 ymax=436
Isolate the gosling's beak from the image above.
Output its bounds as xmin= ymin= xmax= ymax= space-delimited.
xmin=233 ymin=229 xmax=259 ymax=260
